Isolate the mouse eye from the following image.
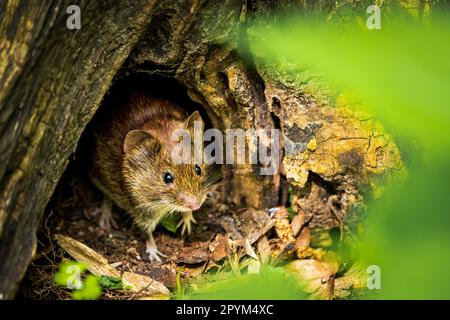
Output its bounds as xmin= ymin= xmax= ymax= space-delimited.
xmin=163 ymin=172 xmax=174 ymax=184
xmin=194 ymin=164 xmax=201 ymax=176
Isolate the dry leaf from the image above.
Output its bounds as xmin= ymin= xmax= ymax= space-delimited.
xmin=295 ymin=227 xmax=310 ymax=251
xmin=291 ymin=211 xmax=306 ymax=236
xmin=284 ymin=259 xmax=339 ymax=293
xmin=208 ymin=234 xmax=230 ymax=262
xmin=217 ymin=209 xmax=274 ymax=245
xmin=257 ymin=236 xmax=271 ymax=265
xmin=176 ymin=242 xmax=210 ymax=264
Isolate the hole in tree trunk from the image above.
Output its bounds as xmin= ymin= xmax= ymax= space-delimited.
xmin=18 ymin=72 xmax=229 ymax=299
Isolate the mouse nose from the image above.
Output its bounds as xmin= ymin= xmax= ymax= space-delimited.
xmin=180 ymin=193 xmax=201 ymax=211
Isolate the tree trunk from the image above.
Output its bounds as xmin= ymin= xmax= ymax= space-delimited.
xmin=0 ymin=0 xmax=157 ymax=298
xmin=0 ymin=0 xmax=404 ymax=299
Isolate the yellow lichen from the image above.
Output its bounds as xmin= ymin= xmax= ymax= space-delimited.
xmin=306 ymin=138 xmax=317 ymax=151
xmin=275 ymin=89 xmax=403 ymax=192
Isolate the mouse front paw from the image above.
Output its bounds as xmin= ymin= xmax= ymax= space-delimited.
xmin=90 ymin=201 xmax=117 ymax=233
xmin=145 ymin=240 xmax=167 ymax=263
xmin=99 ymin=202 xmax=118 ymax=232
xmin=177 ymin=210 xmax=197 ymax=236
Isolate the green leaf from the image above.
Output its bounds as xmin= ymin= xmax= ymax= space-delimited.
xmin=98 ymin=275 xmax=123 ymax=290
xmin=160 ymin=213 xmax=180 ymax=234
xmin=287 ymin=207 xmax=295 ymax=221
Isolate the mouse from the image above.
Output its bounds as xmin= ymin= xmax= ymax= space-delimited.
xmin=89 ymin=91 xmax=211 ymax=262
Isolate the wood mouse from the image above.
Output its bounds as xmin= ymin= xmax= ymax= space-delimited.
xmin=89 ymin=92 xmax=211 ymax=262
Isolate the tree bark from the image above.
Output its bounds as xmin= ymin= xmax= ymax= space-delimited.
xmin=0 ymin=0 xmax=276 ymax=299
xmin=0 ymin=0 xmax=156 ymax=299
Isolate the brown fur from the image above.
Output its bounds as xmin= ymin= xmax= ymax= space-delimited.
xmin=90 ymin=92 xmax=210 ymax=232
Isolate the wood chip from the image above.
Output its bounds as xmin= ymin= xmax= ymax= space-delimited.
xmin=54 ymin=234 xmax=169 ymax=298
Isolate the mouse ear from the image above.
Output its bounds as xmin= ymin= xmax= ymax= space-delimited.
xmin=123 ymin=129 xmax=157 ymax=154
xmin=185 ymin=111 xmax=204 ymax=133
xmin=184 ymin=111 xmax=204 ymax=162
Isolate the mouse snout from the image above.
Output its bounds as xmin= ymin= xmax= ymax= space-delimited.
xmin=179 ymin=193 xmax=201 ymax=211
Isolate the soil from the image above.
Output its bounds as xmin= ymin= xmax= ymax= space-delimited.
xmin=18 ymin=192 xmax=232 ymax=299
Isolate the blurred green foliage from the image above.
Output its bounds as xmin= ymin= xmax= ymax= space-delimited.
xmin=53 ymin=260 xmax=87 ymax=288
xmin=248 ymin=7 xmax=450 ymax=299
xmin=253 ymin=14 xmax=449 ymax=144
xmin=53 ymin=260 xmax=102 ymax=300
xmin=190 ymin=266 xmax=307 ymax=300
xmin=71 ymin=275 xmax=102 ymax=300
